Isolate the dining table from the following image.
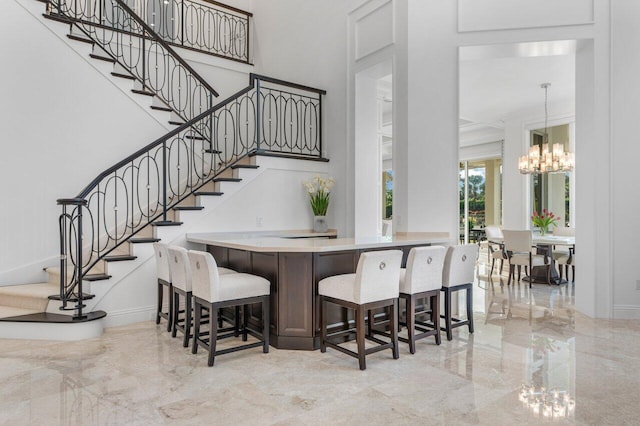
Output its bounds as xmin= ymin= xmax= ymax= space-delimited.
xmin=489 ymin=234 xmax=575 ymax=284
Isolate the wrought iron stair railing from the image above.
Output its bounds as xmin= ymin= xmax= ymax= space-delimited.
xmin=49 ymin=0 xmax=252 ymax=64
xmin=49 ymin=0 xmax=220 ymax=122
xmin=57 ymin=73 xmax=326 ymax=318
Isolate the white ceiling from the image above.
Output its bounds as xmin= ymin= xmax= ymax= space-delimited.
xmin=460 ymin=40 xmax=576 ymax=144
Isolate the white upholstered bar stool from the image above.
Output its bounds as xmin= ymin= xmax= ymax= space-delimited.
xmin=319 ymin=250 xmax=402 ymax=370
xmin=167 ymin=246 xmax=237 ymax=348
xmin=398 ymin=246 xmax=446 ymax=353
xmin=153 ymin=243 xmax=172 ymax=332
xmin=502 ymin=230 xmax=549 ymax=287
xmin=441 ymin=244 xmax=479 ymax=341
xmin=188 ymin=250 xmax=270 ymax=367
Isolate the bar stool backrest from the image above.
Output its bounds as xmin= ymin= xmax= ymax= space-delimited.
xmin=354 ymin=250 xmax=402 ymax=304
xmin=403 ymin=246 xmax=446 ymax=294
xmin=153 ymin=243 xmax=171 ymax=283
xmin=167 ymin=246 xmax=192 ymax=292
xmin=188 ymin=250 xmax=221 ymax=303
xmin=442 ymin=244 xmax=478 ymax=287
xmin=502 ymin=230 xmax=533 ymax=254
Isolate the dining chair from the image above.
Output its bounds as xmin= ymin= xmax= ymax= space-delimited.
xmin=502 ymin=230 xmax=549 ymax=288
xmin=484 ymin=225 xmax=507 ymax=276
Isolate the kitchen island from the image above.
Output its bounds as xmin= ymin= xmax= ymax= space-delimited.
xmin=186 ymin=231 xmax=451 ymax=350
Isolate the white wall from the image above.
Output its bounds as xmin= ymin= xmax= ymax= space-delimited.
xmin=0 ymin=0 xmax=168 ymax=284
xmin=610 ymin=1 xmax=640 ymax=319
xmin=250 ymin=0 xmax=356 ymax=236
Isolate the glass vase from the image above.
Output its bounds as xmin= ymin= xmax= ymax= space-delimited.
xmin=313 ymin=215 xmax=328 ymax=233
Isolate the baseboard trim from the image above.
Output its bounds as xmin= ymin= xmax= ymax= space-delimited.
xmin=613 ymin=304 xmax=640 ymax=319
xmin=102 ymin=305 xmax=157 ymax=328
xmin=0 ymin=316 xmax=104 ymax=341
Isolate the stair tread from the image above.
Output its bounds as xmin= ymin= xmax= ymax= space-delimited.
xmin=168 ymin=121 xmax=185 ymax=126
xmin=67 ymin=34 xmax=93 ymax=44
xmin=195 ymin=191 xmax=224 ymax=196
xmin=213 ymin=177 xmax=242 ymax=182
xmin=185 ymin=135 xmax=205 ymax=140
xmin=231 ymin=164 xmax=259 ymax=169
xmin=0 ymin=306 xmax=41 ymax=320
xmin=173 ymin=206 xmax=205 ymax=211
xmin=152 ymin=221 xmax=184 ymax=227
xmin=89 ymin=53 xmax=115 ymax=63
xmin=111 ymin=72 xmax=135 ymax=80
xmin=151 ymin=105 xmax=172 ymax=112
xmin=43 ymin=13 xmax=74 ymax=24
xmin=0 ymin=311 xmax=107 ymax=323
xmin=132 ymin=89 xmax=155 ymax=97
xmin=204 ymin=149 xmax=222 ymax=154
xmin=103 ymin=255 xmax=137 ymax=262
xmin=0 ymin=283 xmax=58 ymax=299
xmin=84 ymin=274 xmax=112 ymax=282
xmin=129 ymin=237 xmax=161 ymax=244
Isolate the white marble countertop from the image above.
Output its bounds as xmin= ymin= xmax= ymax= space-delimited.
xmin=186 ymin=231 xmax=451 ymax=253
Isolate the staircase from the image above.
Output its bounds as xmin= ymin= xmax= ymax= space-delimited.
xmin=0 ymin=0 xmax=326 ymax=340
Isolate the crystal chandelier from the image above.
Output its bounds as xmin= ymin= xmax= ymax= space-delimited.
xmin=519 ymin=384 xmax=576 ymax=419
xmin=518 ymin=83 xmax=575 ymax=174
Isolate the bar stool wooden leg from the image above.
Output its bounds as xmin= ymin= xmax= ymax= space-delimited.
xmin=192 ymin=301 xmax=201 ymax=354
xmin=183 ymin=294 xmax=192 ymax=348
xmin=367 ymin=310 xmax=375 ymax=337
xmin=444 ymin=288 xmax=453 ymax=341
xmin=406 ymin=294 xmax=416 ymax=354
xmin=356 ymin=306 xmax=366 ymax=370
xmin=262 ymin=297 xmax=270 ymax=353
xmin=391 ymin=298 xmax=399 ymax=359
xmin=243 ymin=304 xmax=249 ymax=342
xmin=466 ymin=286 xmax=474 ymax=334
xmin=171 ymin=290 xmax=179 ymax=338
xmin=320 ymin=296 xmax=327 ymax=353
xmin=208 ymin=306 xmax=218 ymax=367
xmin=431 ymin=293 xmax=441 ymax=345
xmin=156 ymin=282 xmax=163 ymax=325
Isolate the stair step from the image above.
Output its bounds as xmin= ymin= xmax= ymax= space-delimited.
xmin=103 ymin=255 xmax=137 ymax=262
xmin=204 ymin=149 xmax=222 ymax=154
xmin=0 ymin=283 xmax=59 ymax=312
xmin=111 ymin=72 xmax=135 ymax=80
xmin=152 ymin=221 xmax=183 ymax=227
xmin=151 ymin=105 xmax=172 ymax=112
xmin=132 ymin=89 xmax=155 ymax=97
xmin=67 ymin=34 xmax=93 ymax=45
xmin=0 ymin=306 xmax=40 ymax=320
xmin=48 ymin=293 xmax=95 ymax=302
xmin=89 ymin=53 xmax=115 ymax=63
xmin=231 ymin=164 xmax=259 ymax=170
xmin=194 ymin=191 xmax=223 ymax=197
xmin=129 ymin=237 xmax=161 ymax=244
xmin=169 ymin=120 xmax=185 ymax=126
xmin=213 ymin=177 xmax=242 ymax=183
xmin=173 ymin=206 xmax=205 ymax=211
xmin=0 ymin=310 xmax=106 ymax=324
xmin=84 ymin=273 xmax=112 ymax=282
xmin=43 ymin=13 xmax=74 ymax=24
xmin=185 ymin=135 xmax=205 ymax=141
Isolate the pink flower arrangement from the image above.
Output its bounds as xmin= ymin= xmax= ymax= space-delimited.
xmin=531 ymin=209 xmax=560 ymax=234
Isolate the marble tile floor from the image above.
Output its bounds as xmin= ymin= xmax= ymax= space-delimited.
xmin=1 ymin=262 xmax=640 ymax=425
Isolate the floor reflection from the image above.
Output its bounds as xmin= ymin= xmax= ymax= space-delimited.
xmin=0 ymin=252 xmax=638 ymax=425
